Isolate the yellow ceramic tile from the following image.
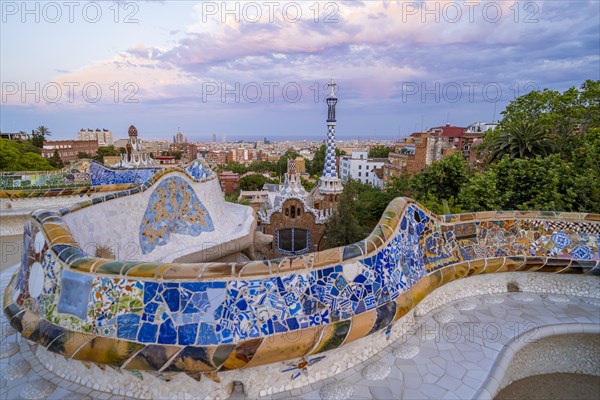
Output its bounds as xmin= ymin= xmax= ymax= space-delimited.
xmin=410 ymin=275 xmax=438 ymax=305
xmin=313 ymin=248 xmax=343 ymax=269
xmin=50 ymin=331 xmax=95 ymax=358
xmin=344 ymin=309 xmax=377 ymax=345
xmin=220 ymin=339 xmax=263 ymax=370
xmin=244 ymin=327 xmax=322 ymax=368
xmin=394 ymin=291 xmax=413 ymax=322
xmin=72 ymin=337 xmax=144 ymax=366
xmin=453 ymin=262 xmax=470 ymax=280
xmin=467 ymin=259 xmax=487 ymax=277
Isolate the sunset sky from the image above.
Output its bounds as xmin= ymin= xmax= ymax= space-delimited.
xmin=1 ymin=0 xmax=599 ymax=141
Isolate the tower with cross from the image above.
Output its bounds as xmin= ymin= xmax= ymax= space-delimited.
xmin=318 ymin=79 xmax=344 ymax=195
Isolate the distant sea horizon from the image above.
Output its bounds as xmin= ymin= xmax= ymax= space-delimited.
xmin=182 ymin=133 xmax=404 ymax=143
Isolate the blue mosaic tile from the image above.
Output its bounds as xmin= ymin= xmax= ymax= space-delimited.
xmin=139 ymin=176 xmax=215 ymax=254
xmin=178 ymin=323 xmax=198 ymax=345
xmin=158 ymin=318 xmax=177 ymax=344
xmin=138 ymin=322 xmax=158 ymax=343
xmin=57 ymin=269 xmax=93 ymax=320
xmin=117 ymin=314 xmax=140 ymax=340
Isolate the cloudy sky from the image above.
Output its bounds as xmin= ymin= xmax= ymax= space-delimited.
xmin=1 ymin=0 xmax=598 ymax=141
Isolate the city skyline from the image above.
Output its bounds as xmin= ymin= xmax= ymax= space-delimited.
xmin=2 ymin=1 xmax=599 ymax=140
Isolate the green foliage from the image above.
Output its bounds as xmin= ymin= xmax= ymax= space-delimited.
xmin=224 ymin=194 xmax=251 ymax=205
xmin=411 ymin=153 xmax=469 ymax=202
xmin=368 ymin=145 xmax=391 ymax=158
xmin=94 ymin=146 xmax=120 ymax=163
xmin=459 ymin=155 xmax=586 ymax=212
xmin=353 ymin=181 xmax=396 ymax=230
xmin=501 ymin=80 xmax=600 ymax=132
xmin=239 ymin=174 xmax=270 ymax=191
xmin=31 ymin=125 xmax=51 ymax=148
xmin=486 ymin=121 xmax=557 ymax=162
xmin=309 ymin=145 xmax=326 ymax=177
xmin=0 ymin=139 xmax=54 ymax=171
xmin=325 ymin=180 xmax=363 ymax=247
xmin=301 ymin=177 xmax=317 ymax=191
xmin=325 ymin=82 xmax=599 ymax=248
xmin=499 ymin=80 xmax=600 ymax=161
xmin=386 ymin=174 xmax=413 ymax=197
xmin=78 ymin=152 xmax=93 ymax=159
xmin=49 ymin=149 xmax=63 ymax=168
xmin=308 ymin=145 xmax=345 ymax=177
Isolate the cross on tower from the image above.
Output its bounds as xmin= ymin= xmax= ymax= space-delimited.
xmin=327 ymin=78 xmax=336 ymax=96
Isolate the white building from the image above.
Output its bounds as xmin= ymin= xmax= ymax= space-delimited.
xmin=77 ymin=129 xmax=114 ymax=146
xmin=466 ymin=122 xmax=498 ymax=133
xmin=339 ymin=151 xmax=386 ymax=187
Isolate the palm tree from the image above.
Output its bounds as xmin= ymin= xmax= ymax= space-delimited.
xmin=31 ymin=126 xmax=51 ymax=148
xmin=488 ymin=121 xmax=557 ymax=162
xmin=36 ymin=126 xmax=51 ymax=138
xmin=224 ymin=194 xmax=250 ymax=205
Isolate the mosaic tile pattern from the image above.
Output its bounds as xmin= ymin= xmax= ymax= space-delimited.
xmin=4 ymin=193 xmax=599 ymax=374
xmin=139 ymin=177 xmax=214 ymax=254
xmin=0 ymin=159 xmax=215 ymax=198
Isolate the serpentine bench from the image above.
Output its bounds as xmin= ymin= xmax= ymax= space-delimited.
xmin=3 ymin=176 xmax=599 ymax=381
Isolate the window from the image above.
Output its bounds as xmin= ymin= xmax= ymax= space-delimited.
xmin=290 ymin=206 xmax=296 ymax=218
xmin=297 ymin=208 xmax=301 ymax=217
xmin=285 ymin=208 xmax=289 ymax=216
xmin=358 ymin=172 xmax=361 ymax=177
xmin=276 ymin=228 xmax=310 ymax=254
xmin=358 ymin=165 xmax=362 ymax=169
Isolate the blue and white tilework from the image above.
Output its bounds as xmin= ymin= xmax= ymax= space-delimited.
xmin=184 ymin=159 xmax=214 ymax=180
xmin=88 ymin=162 xmax=156 ymax=186
xmin=321 ymin=124 xmax=338 ymax=179
xmin=139 ymin=176 xmax=215 ymax=254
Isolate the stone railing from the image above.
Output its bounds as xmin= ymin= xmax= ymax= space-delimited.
xmin=3 ymin=195 xmax=599 ymax=379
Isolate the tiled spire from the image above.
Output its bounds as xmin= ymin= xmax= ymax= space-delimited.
xmin=319 ymin=79 xmax=344 ymax=193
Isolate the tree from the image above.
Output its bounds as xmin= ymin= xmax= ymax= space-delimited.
xmin=309 ymin=145 xmax=326 ymax=176
xmin=501 ymin=80 xmax=600 ymax=134
xmin=487 ymin=121 xmax=557 ymax=162
xmin=386 ymin=174 xmax=413 ymax=198
xmin=222 ymin=162 xmax=248 ymax=174
xmin=353 ymin=181 xmax=397 ymax=230
xmin=94 ymin=146 xmax=120 ymax=163
xmin=499 ymin=80 xmax=600 ymax=161
xmin=368 ymin=145 xmax=391 ymax=158
xmin=459 ymin=155 xmax=584 ymax=212
xmin=239 ymin=174 xmax=269 ymax=191
xmin=78 ymin=152 xmax=93 ymax=159
xmin=301 ymin=178 xmax=317 ymax=191
xmin=411 ymin=153 xmax=469 ymax=202
xmin=308 ymin=145 xmax=346 ymax=177
xmin=31 ymin=125 xmax=51 ymax=148
xmin=49 ymin=149 xmax=63 ymax=168
xmin=324 ymin=180 xmax=363 ymax=247
xmin=0 ymin=139 xmax=54 ymax=171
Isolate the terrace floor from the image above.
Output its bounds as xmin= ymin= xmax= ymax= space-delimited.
xmin=1 ymin=264 xmax=599 ymax=400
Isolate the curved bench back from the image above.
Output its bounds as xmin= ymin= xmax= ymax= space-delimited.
xmin=3 ymin=195 xmax=599 ymax=374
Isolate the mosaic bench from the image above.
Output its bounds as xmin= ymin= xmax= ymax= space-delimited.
xmin=2 ymin=160 xmax=257 ymax=263
xmin=3 ymin=191 xmax=599 ymax=381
